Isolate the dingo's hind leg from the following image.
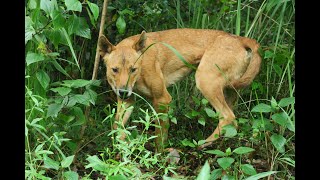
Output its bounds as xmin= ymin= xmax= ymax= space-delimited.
xmin=195 ymin=50 xmax=238 ymax=149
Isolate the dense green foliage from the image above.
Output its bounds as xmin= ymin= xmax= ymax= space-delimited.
xmin=25 ymin=0 xmax=295 ymax=179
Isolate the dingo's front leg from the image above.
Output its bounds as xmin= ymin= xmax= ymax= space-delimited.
xmin=153 ymin=91 xmax=172 ymax=153
xmin=114 ymin=97 xmax=134 ymax=141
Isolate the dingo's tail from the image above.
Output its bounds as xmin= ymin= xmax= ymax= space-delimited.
xmin=231 ymin=37 xmax=262 ymax=89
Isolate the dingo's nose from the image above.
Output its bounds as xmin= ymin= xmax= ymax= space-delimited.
xmin=118 ymin=89 xmax=129 ymax=99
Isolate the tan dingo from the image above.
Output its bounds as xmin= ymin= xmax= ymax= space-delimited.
xmin=98 ymin=28 xmax=261 ymax=151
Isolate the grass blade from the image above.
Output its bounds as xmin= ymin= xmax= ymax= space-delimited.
xmin=62 ymin=27 xmax=81 ymax=71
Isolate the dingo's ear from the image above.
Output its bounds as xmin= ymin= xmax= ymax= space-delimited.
xmin=98 ymin=35 xmax=115 ymax=57
xmin=133 ymin=30 xmax=147 ymax=52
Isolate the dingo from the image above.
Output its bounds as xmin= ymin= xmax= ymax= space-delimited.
xmin=98 ymin=28 xmax=261 ymax=151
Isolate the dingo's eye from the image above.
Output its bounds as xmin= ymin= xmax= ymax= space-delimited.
xmin=112 ymin=68 xmax=118 ymax=73
xmin=130 ymin=68 xmax=137 ymax=73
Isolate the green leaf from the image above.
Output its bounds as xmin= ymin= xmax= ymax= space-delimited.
xmin=221 ymin=175 xmax=235 ymax=180
xmin=252 ymin=118 xmax=274 ymax=131
xmin=245 ymin=171 xmax=278 ymax=180
xmin=71 ymin=107 xmax=86 ymax=126
xmin=278 ymin=97 xmax=295 ymax=107
xmin=84 ymin=88 xmax=97 ymax=105
xmin=198 ymin=117 xmax=206 ymax=126
xmin=50 ymin=87 xmax=72 ymax=96
xmin=270 ymin=97 xmax=277 ymax=109
xmin=251 ymin=103 xmax=272 ymax=113
xmin=241 ymin=164 xmax=257 ymax=175
xmin=67 ymin=15 xmax=91 ymax=39
xmin=116 ymin=15 xmax=126 ymax=34
xmin=75 ymin=18 xmax=91 ymax=39
xmin=51 ymin=59 xmax=72 ymax=78
xmin=264 ymin=50 xmax=275 ymax=59
xmin=238 ymin=118 xmax=249 ymax=124
xmin=52 ymin=10 xmax=65 ymax=29
xmin=109 ymin=175 xmax=128 ymax=180
xmin=40 ymin=0 xmax=56 ymax=17
xmin=273 ymin=64 xmax=282 ymax=76
xmin=36 ymin=70 xmax=50 ymax=89
xmin=233 ymin=147 xmax=255 ymax=155
xmin=65 ymin=0 xmax=82 ymax=12
xmin=25 ymin=16 xmax=35 ymax=44
xmin=192 ymin=110 xmax=200 ymax=117
xmin=30 ymin=118 xmax=43 ymax=125
xmin=69 ymin=94 xmax=90 ymax=106
xmin=222 ymin=124 xmax=237 ymax=138
xmin=62 ymin=79 xmax=91 ymax=88
xmin=28 ymin=0 xmax=37 ymax=9
xmin=205 ymin=107 xmax=216 ymax=118
xmin=270 ymin=134 xmax=286 ymax=153
xmin=63 ymin=171 xmax=79 ymax=180
xmin=85 ymin=155 xmax=106 ymax=171
xmin=217 ymin=157 xmax=234 ymax=170
xmin=47 ymin=103 xmax=63 ymax=118
xmin=279 ymin=157 xmax=295 ymax=167
xmin=192 ymin=96 xmax=200 ymax=106
xmin=204 ymin=149 xmax=226 ymax=157
xmin=201 ymin=98 xmax=209 ymax=105
xmin=198 ymin=140 xmax=206 ymax=146
xmin=86 ymin=7 xmax=96 ymax=28
xmin=210 ymin=169 xmax=222 ymax=180
xmin=196 ymin=161 xmax=210 ymax=180
xmin=67 ymin=14 xmax=80 ymax=35
xmin=225 ymin=147 xmax=232 ymax=156
xmin=171 ymin=117 xmax=177 ymax=124
xmin=271 ymin=112 xmax=288 ymax=127
xmin=45 ymin=28 xmax=67 ymax=48
xmin=61 ymin=155 xmax=75 ymax=168
xmin=181 ymin=138 xmax=195 ymax=147
xmin=26 ymin=52 xmax=45 ymax=66
xmin=88 ymin=2 xmax=99 ymax=21
xmin=43 ymin=155 xmax=60 ymax=170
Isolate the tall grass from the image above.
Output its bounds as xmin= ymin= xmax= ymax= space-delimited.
xmin=168 ymin=0 xmax=295 ymax=179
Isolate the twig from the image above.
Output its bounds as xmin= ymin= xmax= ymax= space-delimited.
xmin=92 ymin=0 xmax=109 ymax=80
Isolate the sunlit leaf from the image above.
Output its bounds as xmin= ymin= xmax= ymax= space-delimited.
xmin=43 ymin=155 xmax=60 ymax=170
xmin=241 ymin=164 xmax=257 ymax=175
xmin=25 ymin=16 xmax=35 ymax=44
xmin=36 ymin=70 xmax=50 ymax=90
xmin=270 ymin=134 xmax=286 ymax=153
xmin=204 ymin=149 xmax=226 ymax=157
xmin=116 ymin=15 xmax=126 ymax=34
xmin=251 ymin=103 xmax=272 ymax=113
xmin=223 ymin=125 xmax=237 ymax=137
xmin=245 ymin=171 xmax=278 ymax=180
xmin=210 ymin=169 xmax=222 ymax=180
xmin=278 ymin=97 xmax=295 ymax=107
xmin=233 ymin=147 xmax=255 ymax=155
xmin=65 ymin=0 xmax=82 ymax=12
xmin=205 ymin=107 xmax=216 ymax=118
xmin=196 ymin=161 xmax=210 ymax=180
xmin=47 ymin=103 xmax=63 ymax=118
xmin=63 ymin=171 xmax=79 ymax=180
xmin=50 ymin=87 xmax=72 ymax=96
xmin=61 ymin=155 xmax=75 ymax=168
xmin=26 ymin=52 xmax=45 ymax=66
xmin=217 ymin=157 xmax=234 ymax=170
xmin=88 ymin=2 xmax=99 ymax=21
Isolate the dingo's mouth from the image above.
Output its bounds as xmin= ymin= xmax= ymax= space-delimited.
xmin=115 ymin=89 xmax=132 ymax=100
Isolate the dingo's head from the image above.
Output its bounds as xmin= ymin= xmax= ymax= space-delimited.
xmin=98 ymin=31 xmax=147 ymax=100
